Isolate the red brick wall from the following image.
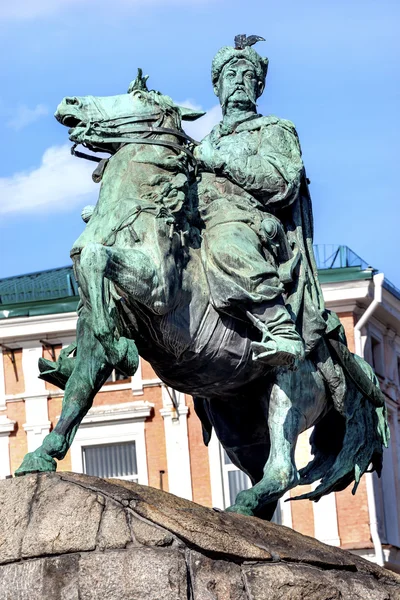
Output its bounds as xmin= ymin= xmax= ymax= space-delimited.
xmin=144 ymin=385 xmax=169 ymax=492
xmin=290 ymin=485 xmax=315 ymax=538
xmin=93 ymin=387 xmax=134 ymax=407
xmin=186 ymin=394 xmax=212 ymax=506
xmin=291 ymin=431 xmax=315 ymax=538
xmin=339 ymin=312 xmax=356 ymax=353
xmin=335 ymin=310 xmax=371 ymax=549
xmin=47 ymin=396 xmax=72 ymax=472
xmin=4 ymin=349 xmax=24 ymax=395
xmin=44 ymin=344 xmax=62 ymax=392
xmin=141 ymin=359 xmax=158 ymax=381
xmin=336 ymin=479 xmax=372 ymax=549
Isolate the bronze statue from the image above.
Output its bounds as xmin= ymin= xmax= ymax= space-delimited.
xmin=16 ymin=39 xmax=388 ymax=521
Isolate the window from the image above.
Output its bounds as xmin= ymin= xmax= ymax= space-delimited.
xmin=105 ymin=368 xmax=130 ymax=384
xmin=223 ymin=450 xmax=252 ymax=506
xmin=82 ymin=441 xmax=138 ymax=481
xmin=371 ymin=336 xmax=384 ymax=377
xmin=70 ymin=402 xmax=151 ymax=486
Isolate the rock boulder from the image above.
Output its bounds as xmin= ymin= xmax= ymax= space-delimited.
xmin=0 ymin=472 xmax=399 ymax=599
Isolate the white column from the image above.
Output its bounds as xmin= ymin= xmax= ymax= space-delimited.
xmin=207 ymin=432 xmax=226 ymax=509
xmin=312 ymin=489 xmax=341 ymax=546
xmin=160 ymin=387 xmax=192 ymax=500
xmin=21 ymin=342 xmax=51 ymax=452
xmin=131 ymin=357 xmax=143 ymax=396
xmin=0 ymin=348 xmax=6 ymax=410
xmin=280 ymin=491 xmax=293 ymax=528
xmin=0 ymin=416 xmax=15 ymax=478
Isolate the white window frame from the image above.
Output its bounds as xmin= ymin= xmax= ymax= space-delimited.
xmin=104 ymin=369 xmax=130 ymax=384
xmin=70 ymin=401 xmax=152 ymax=486
xmin=98 ymin=358 xmax=144 ymax=395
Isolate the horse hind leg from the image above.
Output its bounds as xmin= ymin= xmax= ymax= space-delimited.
xmin=199 ymin=391 xmax=278 ymax=519
xmin=228 ymin=373 xmax=305 ymax=517
xmin=15 ymin=314 xmax=114 ymax=475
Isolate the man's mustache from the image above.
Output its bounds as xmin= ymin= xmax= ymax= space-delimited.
xmin=228 ymin=85 xmax=247 ymax=95
xmin=222 ymin=84 xmax=256 ymax=108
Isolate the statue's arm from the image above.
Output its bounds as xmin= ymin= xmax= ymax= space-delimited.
xmin=195 ymin=122 xmax=304 ymax=210
xmin=230 ymin=122 xmax=304 ymax=209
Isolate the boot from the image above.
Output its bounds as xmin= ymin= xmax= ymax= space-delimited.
xmin=246 ymin=302 xmax=305 ymax=367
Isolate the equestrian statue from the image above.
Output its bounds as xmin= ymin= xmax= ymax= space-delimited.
xmin=16 ymin=37 xmax=389 ymax=521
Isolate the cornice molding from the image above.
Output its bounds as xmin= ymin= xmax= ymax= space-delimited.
xmin=160 ymin=406 xmax=189 ymax=418
xmin=73 ymin=401 xmax=154 ymax=426
xmin=0 ymin=312 xmax=78 ymax=343
xmin=0 ymin=416 xmax=16 ymax=435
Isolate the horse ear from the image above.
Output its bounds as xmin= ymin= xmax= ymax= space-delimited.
xmin=178 ymin=106 xmax=206 ymax=121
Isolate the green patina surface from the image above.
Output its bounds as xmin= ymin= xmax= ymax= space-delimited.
xmin=0 ymin=245 xmax=377 ymax=319
xmin=11 ymin=37 xmax=389 ymax=522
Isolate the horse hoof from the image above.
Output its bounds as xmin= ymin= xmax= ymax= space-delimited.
xmin=15 ymin=451 xmax=57 ymax=476
xmin=225 ymin=504 xmax=255 ymax=517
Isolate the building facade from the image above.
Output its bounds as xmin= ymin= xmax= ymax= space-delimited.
xmin=1 ymin=245 xmax=400 ymax=571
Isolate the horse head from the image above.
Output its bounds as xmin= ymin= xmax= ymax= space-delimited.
xmin=55 ymin=69 xmax=205 ymax=155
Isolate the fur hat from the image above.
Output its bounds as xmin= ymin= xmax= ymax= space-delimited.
xmin=211 ymin=45 xmax=269 ymax=90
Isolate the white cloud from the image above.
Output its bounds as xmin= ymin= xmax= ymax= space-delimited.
xmin=0 ymin=144 xmax=97 ymax=215
xmin=7 ymin=103 xmax=48 ymax=131
xmin=177 ymin=100 xmax=222 ymax=142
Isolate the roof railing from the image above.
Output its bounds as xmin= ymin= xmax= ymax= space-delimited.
xmin=313 ymin=244 xmax=372 ymax=271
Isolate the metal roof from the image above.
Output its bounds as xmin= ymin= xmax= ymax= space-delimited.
xmin=0 ymin=265 xmax=78 ymax=306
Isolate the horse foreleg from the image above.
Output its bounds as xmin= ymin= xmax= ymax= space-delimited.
xmin=15 ymin=315 xmax=113 ymax=475
xmin=228 ymin=373 xmax=304 ymax=517
xmin=78 ymin=243 xmax=117 ymax=345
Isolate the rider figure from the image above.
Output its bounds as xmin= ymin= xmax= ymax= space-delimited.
xmin=195 ymin=38 xmax=310 ymax=367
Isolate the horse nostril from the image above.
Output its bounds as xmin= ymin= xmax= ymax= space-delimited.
xmin=66 ymin=97 xmax=79 ymax=106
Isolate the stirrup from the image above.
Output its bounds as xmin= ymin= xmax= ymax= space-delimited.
xmin=251 ymin=340 xmax=298 ymax=367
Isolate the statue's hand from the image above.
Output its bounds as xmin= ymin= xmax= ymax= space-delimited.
xmin=195 ymin=138 xmax=224 ymax=172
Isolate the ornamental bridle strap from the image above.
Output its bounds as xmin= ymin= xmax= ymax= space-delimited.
xmin=70 ymin=112 xmax=200 ymax=165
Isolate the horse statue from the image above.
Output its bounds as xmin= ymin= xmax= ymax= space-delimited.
xmin=15 ymin=70 xmax=389 ymax=521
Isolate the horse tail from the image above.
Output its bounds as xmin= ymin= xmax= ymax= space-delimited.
xmin=294 ymin=354 xmax=390 ymax=502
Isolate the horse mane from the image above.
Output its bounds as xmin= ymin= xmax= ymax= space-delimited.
xmin=131 ymin=89 xmax=182 ymax=129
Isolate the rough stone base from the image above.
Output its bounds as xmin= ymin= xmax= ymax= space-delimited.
xmin=0 ymin=473 xmax=399 ymax=599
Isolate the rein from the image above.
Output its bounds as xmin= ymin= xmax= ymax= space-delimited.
xmin=71 ymin=124 xmax=199 ymax=165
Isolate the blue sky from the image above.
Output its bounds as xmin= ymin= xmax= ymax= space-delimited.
xmin=0 ymin=0 xmax=399 ymax=285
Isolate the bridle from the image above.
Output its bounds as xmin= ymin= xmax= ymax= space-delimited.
xmin=70 ymin=110 xmax=199 ymax=166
